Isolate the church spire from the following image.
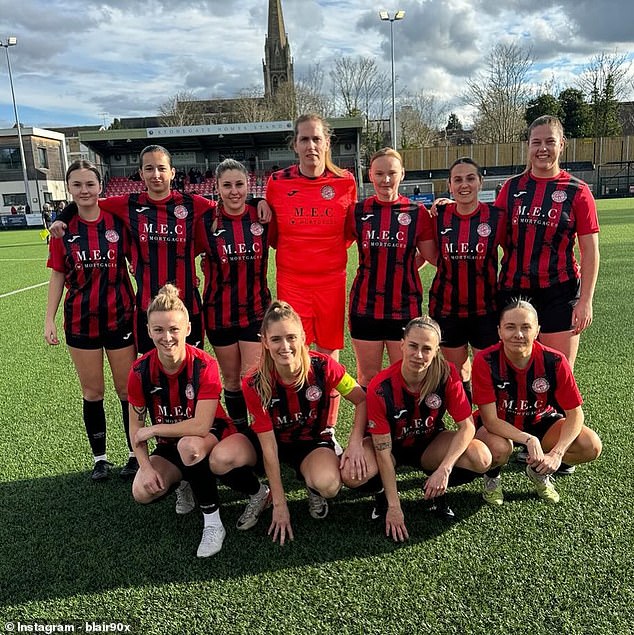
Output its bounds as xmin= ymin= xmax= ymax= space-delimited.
xmin=263 ymin=0 xmax=294 ymax=98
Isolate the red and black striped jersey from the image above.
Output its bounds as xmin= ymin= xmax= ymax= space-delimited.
xmin=428 ymin=202 xmax=505 ymax=318
xmin=195 ymin=203 xmax=272 ymax=330
xmin=472 ymin=340 xmax=582 ymax=432
xmin=243 ymin=352 xmax=346 ymax=443
xmin=127 ymin=344 xmax=234 ymax=445
xmin=348 ymin=195 xmax=430 ymax=320
xmin=495 ymin=170 xmax=599 ymax=290
xmin=100 ymin=192 xmax=214 ymax=314
xmin=367 ymin=361 xmax=472 ymax=447
xmin=266 ymin=165 xmax=357 ymax=284
xmin=47 ymin=211 xmax=134 ymax=338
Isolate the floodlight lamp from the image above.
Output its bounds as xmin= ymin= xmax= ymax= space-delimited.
xmin=379 ymin=11 xmax=389 ymax=20
xmin=394 ymin=10 xmax=405 ymax=20
xmin=7 ymin=36 xmax=17 ymax=46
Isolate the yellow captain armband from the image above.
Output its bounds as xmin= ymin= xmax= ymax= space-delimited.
xmin=335 ymin=372 xmax=357 ymax=397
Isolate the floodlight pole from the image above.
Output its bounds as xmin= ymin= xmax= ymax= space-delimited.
xmin=1 ymin=37 xmax=32 ymax=209
xmin=379 ymin=10 xmax=405 ymax=151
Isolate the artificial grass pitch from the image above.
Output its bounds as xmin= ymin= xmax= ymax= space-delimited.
xmin=0 ymin=201 xmax=632 ymax=634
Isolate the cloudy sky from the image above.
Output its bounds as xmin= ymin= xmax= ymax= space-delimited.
xmin=1 ymin=0 xmax=633 ymax=130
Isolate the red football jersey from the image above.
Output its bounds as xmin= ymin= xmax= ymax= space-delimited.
xmin=472 ymin=340 xmax=583 ymax=431
xmin=495 ymin=170 xmax=599 ymax=290
xmin=128 ymin=345 xmax=234 ymax=444
xmin=266 ymin=165 xmax=357 ymax=285
xmin=367 ymin=361 xmax=472 ymax=447
xmin=243 ymin=352 xmax=346 ymax=443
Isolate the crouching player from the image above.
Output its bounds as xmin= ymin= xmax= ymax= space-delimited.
xmin=472 ymin=299 xmax=602 ymax=504
xmin=343 ymin=316 xmax=492 ymax=541
xmin=128 ymin=284 xmax=233 ymax=558
xmin=242 ymin=301 xmax=367 ymax=546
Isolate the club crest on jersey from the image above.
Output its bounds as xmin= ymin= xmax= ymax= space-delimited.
xmin=477 ymin=223 xmax=491 ymax=237
xmin=425 ymin=393 xmax=442 ymax=409
xmin=367 ymin=419 xmax=376 ymax=429
xmin=321 ymin=185 xmax=335 ymax=200
xmin=250 ymin=222 xmax=264 ymax=236
xmin=174 ymin=205 xmax=189 ymax=219
xmin=532 ymin=377 xmax=550 ymax=393
xmin=185 ymin=383 xmax=195 ymax=400
xmin=305 ymin=385 xmax=323 ymax=401
xmin=551 ymin=190 xmax=567 ymax=203
xmin=104 ymin=229 xmax=120 ymax=243
xmin=397 ymin=212 xmax=412 ymax=226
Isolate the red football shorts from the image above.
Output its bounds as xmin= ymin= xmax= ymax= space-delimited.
xmin=277 ymin=275 xmax=345 ymax=351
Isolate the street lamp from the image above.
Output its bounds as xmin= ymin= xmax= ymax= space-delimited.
xmin=379 ymin=10 xmax=405 ymax=150
xmin=1 ymin=36 xmax=32 ymax=211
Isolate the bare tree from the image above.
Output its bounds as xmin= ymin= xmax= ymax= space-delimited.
xmin=398 ymin=91 xmax=448 ymax=148
xmin=465 ymin=43 xmax=534 ymax=143
xmin=577 ymin=50 xmax=631 ymax=137
xmin=329 ymin=56 xmax=389 ymax=119
xmin=158 ymin=91 xmax=206 ymax=127
xmin=234 ymin=85 xmax=276 ymax=123
xmin=293 ymin=64 xmax=332 ymax=118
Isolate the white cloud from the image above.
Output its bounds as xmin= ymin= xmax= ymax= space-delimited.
xmin=0 ymin=0 xmax=632 ymax=128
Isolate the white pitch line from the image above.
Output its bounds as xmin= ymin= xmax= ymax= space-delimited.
xmin=0 ymin=281 xmax=49 ymax=298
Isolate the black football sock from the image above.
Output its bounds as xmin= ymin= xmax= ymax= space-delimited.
xmin=224 ymin=389 xmax=248 ymax=428
xmin=486 ymin=466 xmax=501 ymax=478
xmin=356 ymin=474 xmax=384 ymax=493
xmin=462 ymin=380 xmax=473 ymax=405
xmin=183 ymin=458 xmax=219 ymax=514
xmin=220 ymin=466 xmax=260 ymax=496
xmin=447 ymin=466 xmax=479 ymax=487
xmin=83 ymin=398 xmax=107 ymax=458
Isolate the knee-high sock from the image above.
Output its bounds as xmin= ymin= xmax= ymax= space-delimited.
xmin=447 ymin=466 xmax=479 ymax=487
xmin=220 ymin=466 xmax=260 ymax=496
xmin=224 ymin=389 xmax=248 ymax=428
xmin=462 ymin=381 xmax=472 ymax=405
xmin=356 ymin=474 xmax=383 ymax=493
xmin=83 ymin=398 xmax=107 ymax=457
xmin=183 ymin=458 xmax=219 ymax=513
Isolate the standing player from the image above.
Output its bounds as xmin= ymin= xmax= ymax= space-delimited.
xmin=45 ymin=160 xmax=137 ymax=480
xmin=51 ymin=145 xmax=211 ymax=353
xmin=495 ymin=115 xmax=600 ymax=370
xmin=419 ymin=158 xmax=505 ymax=401
xmin=359 ymin=317 xmax=492 ymax=541
xmin=266 ymin=113 xmax=357 ymax=424
xmin=348 ymin=148 xmax=431 ymax=388
xmin=472 ymin=300 xmax=602 ymax=504
xmin=196 ymin=158 xmax=272 ymax=429
xmin=128 ymin=284 xmax=234 ymax=557
xmin=242 ymin=301 xmax=367 ymax=546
